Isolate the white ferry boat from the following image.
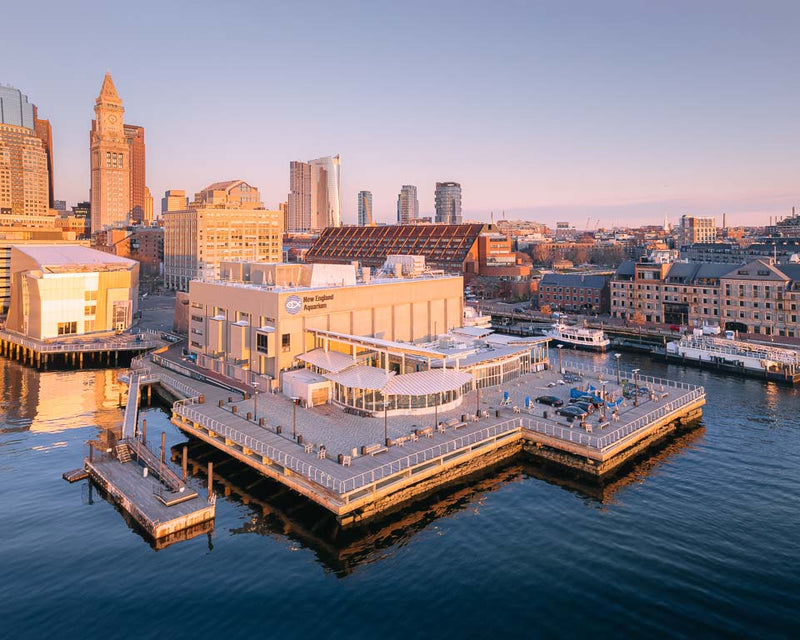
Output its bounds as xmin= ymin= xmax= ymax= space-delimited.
xmin=545 ymin=323 xmax=610 ymax=352
xmin=665 ymin=335 xmax=800 ymax=385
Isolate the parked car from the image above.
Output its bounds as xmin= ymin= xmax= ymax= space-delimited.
xmin=568 ymin=400 xmax=595 ymax=414
xmin=535 ymin=395 xmax=564 ymax=407
xmin=556 ymin=406 xmax=588 ymax=420
xmin=573 ymin=394 xmax=602 ymax=407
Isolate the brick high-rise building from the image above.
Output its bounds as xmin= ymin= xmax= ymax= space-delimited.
xmin=124 ymin=124 xmax=146 ymax=224
xmin=287 ymin=155 xmax=341 ymax=232
xmin=90 ymin=72 xmax=146 ymax=233
xmin=0 ymin=86 xmax=51 ymax=222
xmin=32 ymin=106 xmax=54 ymax=208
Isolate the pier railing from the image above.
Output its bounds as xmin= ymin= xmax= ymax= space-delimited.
xmin=561 ymin=358 xmax=699 ymax=391
xmin=173 ymin=402 xmax=344 ymax=492
xmin=0 ymin=329 xmax=163 ymax=353
xmin=338 ymin=418 xmax=524 ymax=494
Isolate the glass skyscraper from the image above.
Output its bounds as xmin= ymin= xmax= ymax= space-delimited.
xmin=357 ymin=190 xmax=373 ymax=226
xmin=396 ymin=185 xmax=419 ymax=224
xmin=434 ymin=181 xmax=462 ymax=224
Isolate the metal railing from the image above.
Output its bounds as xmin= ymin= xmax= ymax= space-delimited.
xmin=0 ymin=329 xmax=163 ymax=353
xmin=561 ymin=358 xmax=699 ymax=392
xmin=173 ymin=402 xmax=343 ymax=492
xmin=338 ymin=418 xmax=524 ymax=494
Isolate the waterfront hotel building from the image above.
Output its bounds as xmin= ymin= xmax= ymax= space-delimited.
xmin=186 ymin=259 xmax=548 ymax=414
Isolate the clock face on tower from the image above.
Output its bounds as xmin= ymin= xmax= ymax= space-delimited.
xmin=108 ymin=115 xmax=118 ymax=124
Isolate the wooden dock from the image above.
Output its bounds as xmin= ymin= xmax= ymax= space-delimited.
xmin=84 ymin=437 xmax=215 ymax=544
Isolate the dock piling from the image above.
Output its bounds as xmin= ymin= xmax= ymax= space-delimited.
xmin=142 ymin=419 xmax=147 ymax=445
xmin=207 ymin=462 xmax=214 ymax=501
xmin=161 ymin=432 xmax=166 ymax=464
xmin=182 ymin=446 xmax=188 ymax=481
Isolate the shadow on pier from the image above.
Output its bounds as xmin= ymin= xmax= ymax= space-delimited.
xmin=172 ymin=422 xmax=705 ymax=576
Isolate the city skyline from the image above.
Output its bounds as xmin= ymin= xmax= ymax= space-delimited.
xmin=3 ymin=1 xmax=800 ymax=227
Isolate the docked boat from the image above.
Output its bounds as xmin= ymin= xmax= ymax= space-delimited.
xmin=545 ymin=323 xmax=610 ymax=352
xmin=665 ymin=335 xmax=800 ymax=385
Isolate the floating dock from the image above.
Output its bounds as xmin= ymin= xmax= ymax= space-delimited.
xmin=84 ymin=435 xmax=215 ymax=544
xmin=662 ymin=335 xmax=800 ymax=385
xmin=131 ymin=355 xmax=705 ymax=527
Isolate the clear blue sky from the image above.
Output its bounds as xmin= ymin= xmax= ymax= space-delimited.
xmin=3 ymin=0 xmax=799 ymax=227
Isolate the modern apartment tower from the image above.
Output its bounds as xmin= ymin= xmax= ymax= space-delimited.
xmin=357 ymin=191 xmax=373 ymax=226
xmin=90 ymin=72 xmax=148 ymax=233
xmin=287 ymin=154 xmax=341 ymax=232
xmin=0 ymin=86 xmax=51 ymax=221
xmin=434 ymin=181 xmax=462 ymax=224
xmin=397 ymin=185 xmax=419 ymax=224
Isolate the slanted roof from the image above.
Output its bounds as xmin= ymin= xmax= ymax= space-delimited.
xmin=382 ymin=369 xmax=473 ymax=396
xmin=721 ymin=259 xmax=790 ymax=281
xmin=296 ymin=348 xmax=356 ymax=373
xmin=325 ymin=365 xmax=393 ymax=390
xmin=615 ymin=261 xmax=636 ymax=277
xmin=204 ymin=180 xmax=242 ymax=192
xmin=540 ymin=273 xmax=608 ymax=289
xmin=12 ymin=245 xmax=136 ymax=271
xmin=97 ymin=71 xmax=120 ymax=102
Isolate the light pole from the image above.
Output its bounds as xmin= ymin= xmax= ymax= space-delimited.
xmin=252 ymin=377 xmax=259 ymax=421
xmin=601 ymin=380 xmax=607 ymax=421
xmin=384 ymin=398 xmax=389 ymax=446
xmin=632 ymin=368 xmax=640 ymax=407
xmin=614 ymin=353 xmax=622 ymax=386
xmin=291 ymin=397 xmax=299 ymax=439
xmin=557 ymin=344 xmax=563 ymax=374
xmin=476 ymin=384 xmax=481 ymax=417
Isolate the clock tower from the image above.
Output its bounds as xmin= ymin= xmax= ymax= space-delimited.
xmin=90 ymin=71 xmax=131 ymax=233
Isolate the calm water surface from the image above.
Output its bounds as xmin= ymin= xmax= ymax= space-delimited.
xmin=1 ymin=353 xmax=798 ymax=638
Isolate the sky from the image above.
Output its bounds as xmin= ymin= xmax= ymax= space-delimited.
xmin=2 ymin=0 xmax=799 ymax=228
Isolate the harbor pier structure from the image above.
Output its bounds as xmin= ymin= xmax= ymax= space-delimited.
xmin=137 ymin=342 xmax=704 ymax=526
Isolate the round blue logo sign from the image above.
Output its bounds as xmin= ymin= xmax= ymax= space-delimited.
xmin=285 ymin=295 xmax=303 ymax=315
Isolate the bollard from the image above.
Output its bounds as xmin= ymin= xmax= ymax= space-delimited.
xmin=297 ymin=435 xmax=303 ymax=445
xmin=276 ymin=425 xmax=282 ymax=434
xmin=199 ymin=394 xmax=205 ymax=404
xmin=218 ymin=399 xmax=224 ymax=407
xmin=247 ymin=412 xmax=252 ymax=420
xmin=232 ymin=406 xmax=238 ymax=414
xmin=259 ymin=418 xmax=265 ymax=427
xmin=361 ymin=445 xmax=367 ymax=456
xmin=338 ymin=453 xmax=344 ymax=464
xmin=495 ymin=409 xmax=501 ymax=418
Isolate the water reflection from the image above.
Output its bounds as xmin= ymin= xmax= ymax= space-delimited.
xmin=0 ymin=358 xmax=124 ymax=434
xmin=174 ymin=422 xmax=704 ymax=576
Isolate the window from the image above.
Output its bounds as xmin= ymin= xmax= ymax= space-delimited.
xmin=58 ymin=321 xmax=77 ymax=335
xmin=281 ymin=333 xmax=291 ymax=352
xmin=84 ymin=290 xmax=97 ymax=301
xmin=84 ymin=306 xmax=96 ymax=316
xmin=257 ymin=333 xmax=269 ymax=354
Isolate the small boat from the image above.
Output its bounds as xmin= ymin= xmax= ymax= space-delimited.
xmin=546 ymin=322 xmax=610 ymax=352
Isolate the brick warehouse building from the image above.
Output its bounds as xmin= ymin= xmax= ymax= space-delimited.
xmin=304 ymin=223 xmax=529 ymax=280
xmin=538 ymin=273 xmax=610 ymax=314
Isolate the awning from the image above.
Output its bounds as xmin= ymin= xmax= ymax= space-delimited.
xmin=325 ymin=365 xmax=394 ymax=390
xmin=297 ymin=348 xmax=357 ymax=373
xmin=382 ymin=369 xmax=474 ymax=396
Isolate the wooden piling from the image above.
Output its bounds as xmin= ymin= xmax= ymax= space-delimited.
xmin=182 ymin=446 xmax=188 ymax=481
xmin=142 ymin=419 xmax=147 ymax=445
xmin=161 ymin=432 xmax=166 ymax=464
xmin=207 ymin=462 xmax=213 ymax=501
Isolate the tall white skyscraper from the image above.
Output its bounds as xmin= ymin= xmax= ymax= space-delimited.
xmin=434 ymin=181 xmax=462 ymax=224
xmin=357 ymin=191 xmax=373 ymax=226
xmin=287 ymin=154 xmax=341 ymax=231
xmin=397 ymin=185 xmax=419 ymax=224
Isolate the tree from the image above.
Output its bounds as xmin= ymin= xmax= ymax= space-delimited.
xmin=540 ymin=304 xmax=552 ymax=317
xmin=631 ymin=311 xmax=646 ymax=342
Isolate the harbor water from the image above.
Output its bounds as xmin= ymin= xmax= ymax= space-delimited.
xmin=1 ymin=351 xmax=798 ymax=638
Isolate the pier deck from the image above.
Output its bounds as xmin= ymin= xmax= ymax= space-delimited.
xmin=85 ymin=440 xmax=215 ymax=543
xmin=137 ymin=355 xmax=704 ymax=525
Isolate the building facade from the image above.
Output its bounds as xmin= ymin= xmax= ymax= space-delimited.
xmin=357 ymin=190 xmax=373 ymax=226
xmin=0 ymin=122 xmax=50 ymax=221
xmin=397 ymin=185 xmax=419 ymax=224
xmin=677 ymin=215 xmax=716 ymax=247
xmin=287 ymin=154 xmax=341 ymax=232
xmin=163 ymin=180 xmax=282 ymax=290
xmin=610 ymin=258 xmax=800 ymax=337
xmin=123 ymin=124 xmax=146 ymax=224
xmin=186 ymin=261 xmax=464 ymax=384
xmin=434 ymin=181 xmax=462 ymax=225
xmin=5 ymin=245 xmax=138 ymax=339
xmin=538 ymin=273 xmax=610 ymax=314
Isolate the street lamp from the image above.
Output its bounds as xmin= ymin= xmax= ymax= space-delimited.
xmin=291 ymin=397 xmax=299 ymax=439
xmin=384 ymin=398 xmax=390 ymax=446
xmin=557 ymin=344 xmax=564 ymax=374
xmin=601 ymin=380 xmax=608 ymax=421
xmin=252 ymin=376 xmax=259 ymax=421
xmin=632 ymin=368 xmax=640 ymax=407
xmin=614 ymin=353 xmax=622 ymax=385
